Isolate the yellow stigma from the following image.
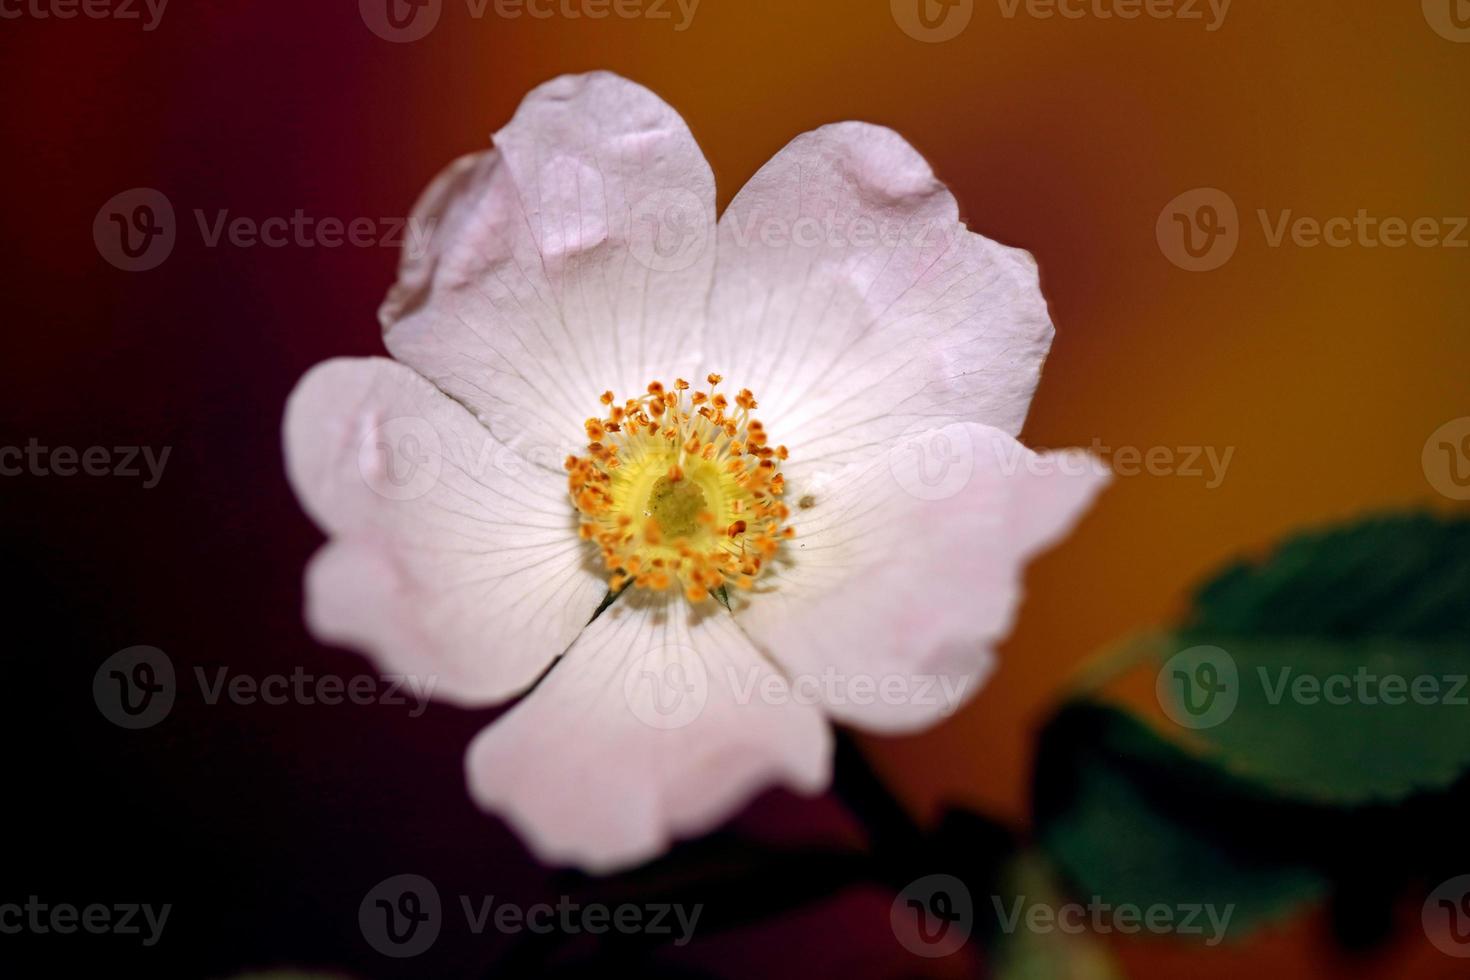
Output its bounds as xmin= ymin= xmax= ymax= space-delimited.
xmin=566 ymin=375 xmax=793 ymax=602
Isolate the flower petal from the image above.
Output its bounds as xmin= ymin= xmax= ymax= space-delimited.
xmin=381 ymin=71 xmax=717 ymax=466
xmin=734 ymin=423 xmax=1109 ymax=734
xmin=465 ymin=591 xmax=831 ymax=872
xmin=704 ymin=122 xmax=1052 ymax=486
xmin=283 ymin=356 xmax=604 ymax=706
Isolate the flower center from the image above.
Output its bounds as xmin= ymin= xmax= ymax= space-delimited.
xmin=647 ymin=475 xmax=707 ymax=540
xmin=566 ymin=374 xmax=794 ymax=603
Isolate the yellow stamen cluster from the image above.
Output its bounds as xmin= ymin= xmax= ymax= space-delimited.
xmin=566 ymin=374 xmax=794 ymax=603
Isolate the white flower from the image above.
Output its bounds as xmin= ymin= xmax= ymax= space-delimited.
xmin=283 ymin=72 xmax=1108 ymax=872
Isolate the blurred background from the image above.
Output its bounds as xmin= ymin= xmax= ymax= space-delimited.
xmin=2 ymin=0 xmax=1467 ymax=976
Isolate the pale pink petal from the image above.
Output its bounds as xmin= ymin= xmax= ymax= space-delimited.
xmin=734 ymin=423 xmax=1109 ymax=734
xmin=703 ymin=123 xmax=1052 ymax=487
xmin=465 ymin=591 xmax=831 ymax=872
xmin=382 ymin=71 xmax=717 ymax=467
xmin=283 ymin=357 xmax=604 ymax=706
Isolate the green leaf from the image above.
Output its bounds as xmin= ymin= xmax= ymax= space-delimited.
xmin=1188 ymin=512 xmax=1470 ymax=643
xmin=1035 ymin=703 xmax=1327 ymax=940
xmin=1175 ymin=511 xmax=1470 ymax=805
xmin=1035 ymin=511 xmax=1470 ymax=942
xmin=1174 ymin=636 xmax=1470 ymax=805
